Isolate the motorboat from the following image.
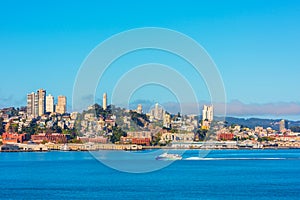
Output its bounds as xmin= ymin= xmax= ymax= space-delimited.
xmin=156 ymin=153 xmax=182 ymax=160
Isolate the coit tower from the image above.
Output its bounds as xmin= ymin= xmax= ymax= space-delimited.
xmin=103 ymin=93 xmax=107 ymax=110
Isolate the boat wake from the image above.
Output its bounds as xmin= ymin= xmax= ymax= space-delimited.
xmin=184 ymin=157 xmax=287 ymax=160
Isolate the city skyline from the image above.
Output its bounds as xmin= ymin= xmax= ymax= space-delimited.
xmin=26 ymin=88 xmax=67 ymax=116
xmin=1 ymin=2 xmax=300 ymax=198
xmin=0 ymin=1 xmax=300 ymax=119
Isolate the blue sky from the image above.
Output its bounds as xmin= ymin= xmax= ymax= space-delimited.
xmin=0 ymin=0 xmax=300 ymax=118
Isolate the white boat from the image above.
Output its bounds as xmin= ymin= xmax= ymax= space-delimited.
xmin=156 ymin=153 xmax=182 ymax=160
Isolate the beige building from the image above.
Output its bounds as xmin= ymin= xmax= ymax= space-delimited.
xmin=126 ymin=131 xmax=152 ymax=140
xmin=202 ymin=105 xmax=214 ymax=122
xmin=160 ymin=132 xmax=195 ymax=143
xmin=56 ymin=95 xmax=67 ymax=114
xmin=279 ymin=119 xmax=288 ymax=132
xmin=27 ymin=92 xmax=38 ymax=118
xmin=150 ymin=103 xmax=164 ymax=120
xmin=27 ymin=89 xmax=45 ymax=118
xmin=37 ymin=89 xmax=46 ymax=116
xmin=163 ymin=112 xmax=171 ymax=128
xmin=46 ymin=94 xmax=54 ymax=113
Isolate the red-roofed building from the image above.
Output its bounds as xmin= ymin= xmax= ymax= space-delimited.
xmin=217 ymin=133 xmax=234 ymax=141
xmin=31 ymin=133 xmax=68 ymax=143
xmin=78 ymin=136 xmax=108 ymax=143
xmin=131 ymin=138 xmax=151 ymax=146
xmin=2 ymin=132 xmax=26 ymax=144
xmin=120 ymin=131 xmax=152 ymax=146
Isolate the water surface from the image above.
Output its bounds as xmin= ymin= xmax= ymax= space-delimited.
xmin=1 ymin=149 xmax=300 ymax=199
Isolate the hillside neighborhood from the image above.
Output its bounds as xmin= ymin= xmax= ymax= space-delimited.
xmin=1 ymin=89 xmax=300 ymax=151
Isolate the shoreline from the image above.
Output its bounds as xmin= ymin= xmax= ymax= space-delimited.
xmin=1 ymin=147 xmax=300 ymax=153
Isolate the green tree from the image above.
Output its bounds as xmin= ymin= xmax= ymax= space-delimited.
xmin=62 ymin=128 xmax=77 ymax=139
xmin=68 ymin=138 xmax=83 ymax=144
xmin=129 ymin=110 xmax=149 ymax=128
xmin=195 ymin=129 xmax=208 ymax=141
xmin=290 ymin=126 xmax=300 ymax=132
xmin=51 ymin=123 xmax=62 ymax=133
xmin=11 ymin=123 xmax=18 ymax=133
xmin=151 ymin=132 xmax=162 ymax=146
xmin=110 ymin=127 xmax=127 ymax=143
xmin=258 ymin=137 xmax=275 ymax=142
xmin=23 ymin=119 xmax=38 ymax=135
xmin=10 ymin=107 xmax=19 ymax=116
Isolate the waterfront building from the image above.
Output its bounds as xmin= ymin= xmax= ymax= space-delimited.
xmin=56 ymin=95 xmax=67 ymax=114
xmin=37 ymin=89 xmax=46 ymax=116
xmin=103 ymin=93 xmax=107 ymax=110
xmin=77 ymin=136 xmax=108 ymax=144
xmin=46 ymin=94 xmax=54 ymax=113
xmin=121 ymin=131 xmax=152 ymax=146
xmin=127 ymin=131 xmax=152 ymax=140
xmin=1 ymin=132 xmax=27 ymax=144
xmin=31 ymin=133 xmax=69 ymax=143
xmin=160 ymin=132 xmax=195 ymax=143
xmin=217 ymin=132 xmax=234 ymax=141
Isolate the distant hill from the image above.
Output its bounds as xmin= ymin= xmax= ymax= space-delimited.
xmin=213 ymin=116 xmax=300 ymax=130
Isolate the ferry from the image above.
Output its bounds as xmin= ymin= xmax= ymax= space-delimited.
xmin=156 ymin=153 xmax=182 ymax=160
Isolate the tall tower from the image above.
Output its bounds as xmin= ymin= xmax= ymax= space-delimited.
xmin=37 ymin=89 xmax=46 ymax=116
xmin=27 ymin=92 xmax=36 ymax=118
xmin=279 ymin=119 xmax=288 ymax=132
xmin=46 ymin=94 xmax=54 ymax=113
xmin=103 ymin=93 xmax=107 ymax=110
xmin=56 ymin=96 xmax=67 ymax=114
xmin=202 ymin=105 xmax=214 ymax=122
xmin=137 ymin=104 xmax=143 ymax=114
xmin=34 ymin=93 xmax=39 ymax=117
xmin=151 ymin=103 xmax=163 ymax=120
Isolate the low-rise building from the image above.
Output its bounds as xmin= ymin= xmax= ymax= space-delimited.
xmin=31 ymin=133 xmax=69 ymax=143
xmin=78 ymin=136 xmax=108 ymax=143
xmin=160 ymin=132 xmax=194 ymax=143
xmin=121 ymin=131 xmax=152 ymax=146
xmin=217 ymin=132 xmax=234 ymax=141
xmin=2 ymin=132 xmax=27 ymax=144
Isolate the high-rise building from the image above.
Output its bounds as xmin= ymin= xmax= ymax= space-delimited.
xmin=163 ymin=112 xmax=171 ymax=128
xmin=46 ymin=94 xmax=54 ymax=113
xmin=37 ymin=89 xmax=46 ymax=116
xmin=56 ymin=96 xmax=67 ymax=114
xmin=27 ymin=92 xmax=39 ymax=118
xmin=279 ymin=119 xmax=288 ymax=132
xmin=202 ymin=105 xmax=214 ymax=122
xmin=34 ymin=93 xmax=38 ymax=117
xmin=150 ymin=103 xmax=164 ymax=120
xmin=27 ymin=92 xmax=35 ymax=117
xmin=137 ymin=104 xmax=143 ymax=114
xmin=103 ymin=93 xmax=107 ymax=110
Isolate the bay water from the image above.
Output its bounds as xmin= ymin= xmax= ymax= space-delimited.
xmin=1 ymin=149 xmax=300 ymax=199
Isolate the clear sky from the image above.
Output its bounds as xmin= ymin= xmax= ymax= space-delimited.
xmin=0 ymin=0 xmax=300 ymax=119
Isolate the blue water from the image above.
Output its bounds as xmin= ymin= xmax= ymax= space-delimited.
xmin=1 ymin=149 xmax=300 ymax=199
